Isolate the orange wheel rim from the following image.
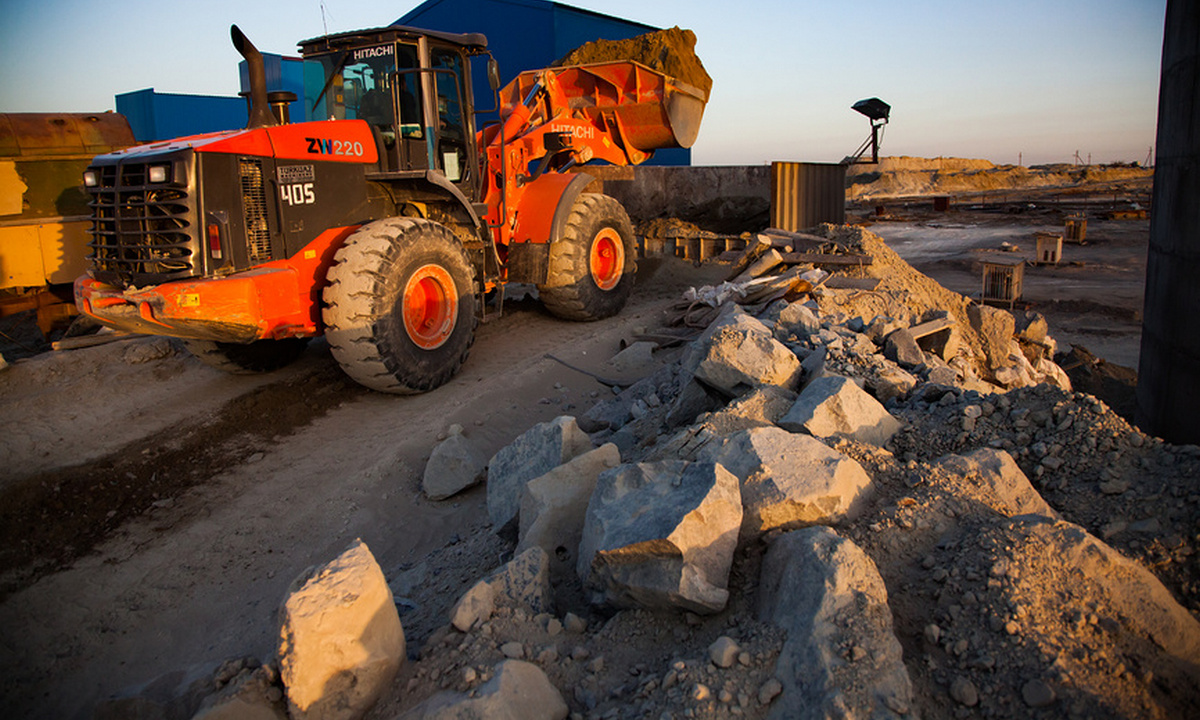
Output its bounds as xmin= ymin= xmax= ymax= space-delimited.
xmin=590 ymin=228 xmax=624 ymax=291
xmin=402 ymin=264 xmax=458 ymax=350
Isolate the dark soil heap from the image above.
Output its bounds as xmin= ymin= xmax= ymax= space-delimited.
xmin=555 ymin=26 xmax=713 ymax=98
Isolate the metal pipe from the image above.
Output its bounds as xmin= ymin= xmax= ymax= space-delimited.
xmin=230 ymin=25 xmax=277 ymax=129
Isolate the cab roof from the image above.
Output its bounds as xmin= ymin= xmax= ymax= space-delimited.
xmin=298 ymin=25 xmax=489 ymax=56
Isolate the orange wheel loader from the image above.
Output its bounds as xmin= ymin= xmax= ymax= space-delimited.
xmin=73 ymin=24 xmax=708 ymax=393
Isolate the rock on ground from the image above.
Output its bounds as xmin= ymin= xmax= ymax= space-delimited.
xmin=757 ymin=526 xmax=913 ymax=720
xmin=422 ymin=424 xmax=486 ymax=501
xmin=779 ymin=374 xmax=903 ymax=447
xmin=397 ymin=660 xmax=568 ymax=720
xmin=448 ymin=546 xmax=552 ymax=633
xmin=698 ymin=426 xmax=872 ymax=539
xmin=277 ymin=539 xmax=405 ymax=720
xmin=487 ymin=416 xmax=593 ymax=532
xmin=935 ymin=448 xmax=1058 ymax=518
xmin=577 ymin=461 xmax=742 ymax=614
xmin=517 ymin=444 xmax=622 ymax=578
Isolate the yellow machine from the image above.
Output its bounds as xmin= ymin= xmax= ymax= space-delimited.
xmin=0 ymin=112 xmax=135 ymax=333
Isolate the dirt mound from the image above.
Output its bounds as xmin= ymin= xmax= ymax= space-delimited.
xmin=847 ymin=156 xmax=1154 ymax=200
xmin=556 ymin=26 xmax=713 ymax=98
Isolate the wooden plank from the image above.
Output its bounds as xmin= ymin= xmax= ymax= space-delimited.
xmin=761 ymin=227 xmax=832 ymax=250
xmin=824 ymin=277 xmax=881 ymax=291
xmin=908 ymin=316 xmax=955 ymax=339
xmin=779 ymin=252 xmax=873 ymax=267
xmin=724 ymin=235 xmax=772 ymax=281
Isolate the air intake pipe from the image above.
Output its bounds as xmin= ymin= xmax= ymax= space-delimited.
xmin=231 ymin=25 xmax=277 ymax=129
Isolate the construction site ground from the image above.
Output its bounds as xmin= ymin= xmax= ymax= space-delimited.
xmin=0 ymin=181 xmax=1163 ymax=720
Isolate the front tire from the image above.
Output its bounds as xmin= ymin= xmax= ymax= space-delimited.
xmin=184 ymin=338 xmax=309 ymax=374
xmin=538 ymin=193 xmax=636 ymax=321
xmin=322 ymin=218 xmax=478 ymax=394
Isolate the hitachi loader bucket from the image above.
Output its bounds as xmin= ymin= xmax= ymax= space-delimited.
xmin=501 ymin=60 xmax=708 ymax=154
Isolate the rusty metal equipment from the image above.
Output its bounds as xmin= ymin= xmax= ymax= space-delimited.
xmin=980 ymin=259 xmax=1024 ymax=309
xmin=770 ymin=162 xmax=847 ymax=232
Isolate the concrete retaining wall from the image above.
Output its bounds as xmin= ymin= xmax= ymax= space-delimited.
xmin=579 ymin=165 xmax=772 ymax=232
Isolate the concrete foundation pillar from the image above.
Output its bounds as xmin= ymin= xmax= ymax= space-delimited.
xmin=1137 ymin=0 xmax=1200 ymax=443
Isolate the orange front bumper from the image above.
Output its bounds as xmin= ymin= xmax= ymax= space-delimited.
xmin=74 ymin=267 xmax=318 ymax=344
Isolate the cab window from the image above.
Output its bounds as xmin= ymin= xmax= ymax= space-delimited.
xmin=430 ymin=47 xmax=467 ymax=182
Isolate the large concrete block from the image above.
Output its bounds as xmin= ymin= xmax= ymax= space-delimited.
xmin=699 ymin=427 xmax=872 ymax=538
xmin=487 ymin=417 xmax=593 ymax=532
xmin=779 ymin=375 xmax=903 ymax=447
xmin=517 ymin=444 xmax=622 ymax=577
xmin=278 ymin=540 xmax=405 ymax=720
xmin=694 ymin=313 xmax=801 ymax=395
xmin=757 ymin=527 xmax=913 ymax=719
xmin=578 ymin=461 xmax=742 ymax=614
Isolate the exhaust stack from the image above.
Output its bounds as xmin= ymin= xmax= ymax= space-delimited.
xmin=231 ymin=25 xmax=277 ymax=130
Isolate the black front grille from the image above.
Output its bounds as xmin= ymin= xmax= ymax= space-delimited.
xmin=87 ymin=156 xmax=199 ymax=286
xmin=239 ymin=158 xmax=272 ymax=262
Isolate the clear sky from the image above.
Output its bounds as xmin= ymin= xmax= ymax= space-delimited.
xmin=0 ymin=0 xmax=1166 ymax=167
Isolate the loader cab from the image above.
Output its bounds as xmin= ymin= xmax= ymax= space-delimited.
xmin=300 ymin=26 xmax=486 ymax=198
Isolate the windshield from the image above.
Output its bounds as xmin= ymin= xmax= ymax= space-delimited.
xmin=305 ymin=42 xmax=420 ymax=127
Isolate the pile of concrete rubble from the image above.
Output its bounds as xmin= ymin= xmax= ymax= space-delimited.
xmin=98 ymin=225 xmax=1200 ymax=720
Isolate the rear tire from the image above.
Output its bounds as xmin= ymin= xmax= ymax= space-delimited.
xmin=184 ymin=338 xmax=309 ymax=374
xmin=538 ymin=193 xmax=636 ymax=321
xmin=322 ymin=218 xmax=477 ymax=394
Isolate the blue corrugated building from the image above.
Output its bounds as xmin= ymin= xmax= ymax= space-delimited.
xmin=115 ymin=0 xmax=688 ymax=165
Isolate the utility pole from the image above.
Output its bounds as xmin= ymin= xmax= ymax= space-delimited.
xmin=1137 ymin=0 xmax=1200 ymax=443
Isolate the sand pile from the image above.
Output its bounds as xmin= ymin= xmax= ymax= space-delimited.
xmin=555 ymin=26 xmax=713 ymax=98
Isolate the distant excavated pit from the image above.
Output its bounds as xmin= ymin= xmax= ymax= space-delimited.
xmin=556 ymin=26 xmax=713 ymax=98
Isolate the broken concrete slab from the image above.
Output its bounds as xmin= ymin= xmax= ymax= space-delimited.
xmin=422 ymin=425 xmax=486 ymax=501
xmin=694 ymin=313 xmax=801 ymax=396
xmin=779 ymin=375 xmax=903 ymax=447
xmin=487 ymin=416 xmax=593 ymax=532
xmin=968 ymin=303 xmax=1016 ymax=370
xmin=773 ymin=302 xmax=821 ymax=341
xmin=869 ymin=365 xmax=917 ymax=404
xmin=757 ymin=526 xmax=913 ymax=720
xmin=449 ymin=547 xmax=552 ymax=632
xmin=936 ymin=448 xmax=1058 ymax=518
xmin=578 ymin=461 xmax=742 ymax=614
xmin=698 ymin=426 xmax=872 ymax=538
xmin=883 ymin=328 xmax=925 ymax=367
xmin=397 ymin=660 xmax=568 ymax=720
xmin=517 ymin=444 xmax=622 ymax=577
xmin=277 ymin=539 xmax=404 ymax=720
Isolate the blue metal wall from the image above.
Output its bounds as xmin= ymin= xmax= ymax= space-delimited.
xmin=115 ymin=89 xmax=247 ymax=143
xmin=397 ymin=0 xmax=691 ymax=166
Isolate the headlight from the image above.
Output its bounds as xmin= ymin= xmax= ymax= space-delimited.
xmin=82 ymin=169 xmax=98 ymax=187
xmin=148 ymin=164 xmax=170 ymax=184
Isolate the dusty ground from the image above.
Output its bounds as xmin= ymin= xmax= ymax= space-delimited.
xmin=0 ymin=257 xmax=727 ymax=719
xmin=0 ymin=170 xmax=1174 ymax=720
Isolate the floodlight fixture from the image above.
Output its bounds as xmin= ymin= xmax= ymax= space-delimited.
xmin=847 ymin=97 xmax=890 ymax=165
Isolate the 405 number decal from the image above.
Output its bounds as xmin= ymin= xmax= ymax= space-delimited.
xmin=306 ymin=137 xmax=365 ymax=157
xmin=281 ymin=182 xmax=315 ymax=206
